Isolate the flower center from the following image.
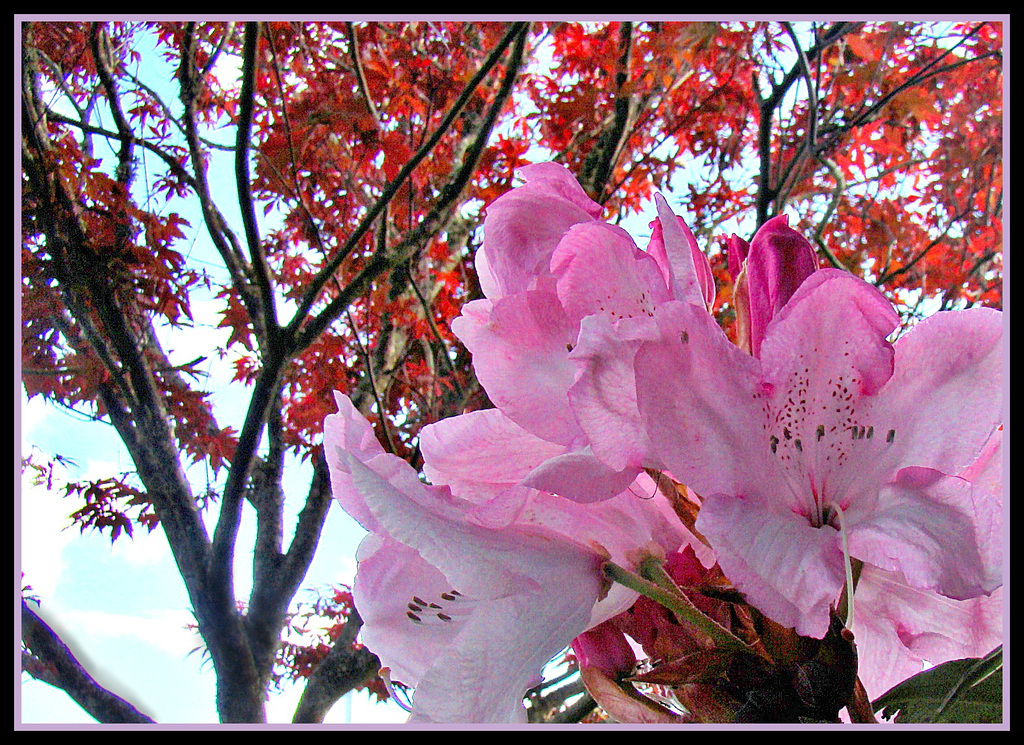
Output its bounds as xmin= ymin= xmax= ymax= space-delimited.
xmin=758 ymin=367 xmax=898 ymax=529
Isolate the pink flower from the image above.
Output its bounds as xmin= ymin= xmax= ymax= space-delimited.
xmin=452 ymin=162 xmax=715 ymax=502
xmin=624 ymin=259 xmax=1002 ymax=638
xmin=851 ymin=428 xmax=1003 ymax=701
xmin=325 ymin=162 xmax=1003 ymax=722
xmin=324 ymin=393 xmax=691 ymax=722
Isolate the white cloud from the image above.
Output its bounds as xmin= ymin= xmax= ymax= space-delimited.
xmin=18 ymin=472 xmax=75 ymax=600
xmin=69 ymin=606 xmax=204 ymax=659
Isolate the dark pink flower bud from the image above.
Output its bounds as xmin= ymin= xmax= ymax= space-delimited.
xmin=737 ymin=215 xmax=818 ymax=358
xmin=572 ymin=620 xmax=637 ymax=678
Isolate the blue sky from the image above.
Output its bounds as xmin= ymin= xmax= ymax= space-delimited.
xmin=19 ymin=386 xmax=411 ymax=724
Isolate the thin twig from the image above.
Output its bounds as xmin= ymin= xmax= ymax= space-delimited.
xmin=754 ymin=22 xmax=856 ymax=227
xmin=345 ymin=22 xmax=381 ymax=129
xmin=345 ymin=308 xmax=398 ymax=455
xmin=812 ymin=155 xmax=850 ymax=270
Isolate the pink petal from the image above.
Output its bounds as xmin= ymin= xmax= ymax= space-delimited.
xmin=751 ymin=270 xmax=903 ymax=516
xmin=847 ymin=465 xmax=999 ymax=601
xmin=633 ymin=300 xmax=768 ymax=499
xmin=510 ymin=473 xmax=701 ymax=626
xmin=551 ymin=221 xmax=670 ymax=328
xmin=408 ymin=589 xmax=598 ymax=723
xmin=353 ymin=535 xmax=465 ymax=687
xmin=322 ymin=391 xmax=387 ymax=532
xmin=475 ymin=162 xmax=601 ymax=300
xmin=515 ymin=161 xmax=605 ymax=217
xmin=862 ymin=306 xmax=1003 ymax=478
xmin=759 ymin=269 xmax=899 ymax=400
xmin=572 ymin=621 xmax=637 ymax=678
xmin=356 ymin=532 xmax=601 ymax=723
xmin=514 ymin=472 xmax=693 ymax=571
xmin=695 ymin=492 xmax=846 ymax=639
xmin=420 ymin=408 xmax=566 ymax=492
xmin=650 ymin=194 xmax=716 ymax=308
xmin=958 ymin=429 xmax=1003 ymax=583
xmin=567 ymin=313 xmax=661 ymax=474
xmin=332 ymin=394 xmax=691 ymax=720
xmin=743 ymin=215 xmax=819 ymax=358
xmin=726 ymin=233 xmax=749 ymax=283
xmin=418 ymin=408 xmax=570 ymax=527
xmin=451 ymin=292 xmax=582 ymax=445
xmin=520 ymin=444 xmax=641 ymax=503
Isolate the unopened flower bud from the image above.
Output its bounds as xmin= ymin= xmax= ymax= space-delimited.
xmin=572 ymin=621 xmax=637 ymax=678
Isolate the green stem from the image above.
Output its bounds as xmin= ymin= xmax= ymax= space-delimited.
xmin=603 ymin=560 xmax=746 ymax=653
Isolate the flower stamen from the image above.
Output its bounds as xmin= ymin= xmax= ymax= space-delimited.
xmin=831 ymin=501 xmax=856 ymax=631
xmin=405 ymin=589 xmax=473 ymax=626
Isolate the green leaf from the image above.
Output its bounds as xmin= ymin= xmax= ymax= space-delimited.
xmin=873 ymin=647 xmax=1002 ymax=723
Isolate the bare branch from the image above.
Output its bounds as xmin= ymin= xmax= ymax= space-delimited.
xmin=815 ymin=24 xmax=1000 ymax=157
xmin=210 ymin=27 xmax=531 ymax=584
xmin=754 ymin=22 xmax=857 ymax=227
xmin=810 ymin=155 xmax=850 ymax=271
xmin=235 ymin=22 xmax=280 ymax=349
xmin=25 ymin=27 xmax=265 ymax=722
xmin=578 ymin=21 xmax=636 ymax=204
xmin=345 ymin=22 xmax=382 ymax=129
xmin=291 ymin=607 xmax=381 ymax=724
xmin=21 ymin=600 xmax=155 ymax=724
xmin=89 ymin=23 xmax=135 ymax=188
xmin=45 ymin=110 xmax=196 ymax=189
xmin=875 ymin=203 xmax=972 ymax=287
xmin=177 ymin=23 xmax=260 ymax=325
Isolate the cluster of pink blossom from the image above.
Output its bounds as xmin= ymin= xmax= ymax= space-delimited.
xmin=324 ymin=163 xmax=1002 ymax=723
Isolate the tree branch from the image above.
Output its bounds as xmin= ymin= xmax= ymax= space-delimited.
xmin=177 ymin=23 xmax=263 ymax=337
xmin=286 ymin=21 xmax=530 ymax=332
xmin=244 ymin=448 xmax=334 ymax=686
xmin=291 ymin=607 xmax=381 ymax=723
xmin=345 ymin=22 xmax=381 ymax=129
xmin=25 ymin=29 xmax=265 ymax=721
xmin=45 ymin=110 xmax=196 ymax=190
xmin=754 ymin=22 xmax=856 ymax=227
xmin=21 ymin=600 xmax=155 ymax=724
xmin=814 ymin=23 xmax=999 ymax=157
xmin=875 ymin=202 xmax=972 ymax=287
xmin=810 ymin=154 xmax=850 ymax=270
xmin=235 ymin=21 xmax=280 ymax=350
xmin=89 ymin=23 xmax=135 ymax=189
xmin=210 ymin=26 xmax=531 ymax=594
xmin=578 ymin=21 xmax=636 ymax=204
